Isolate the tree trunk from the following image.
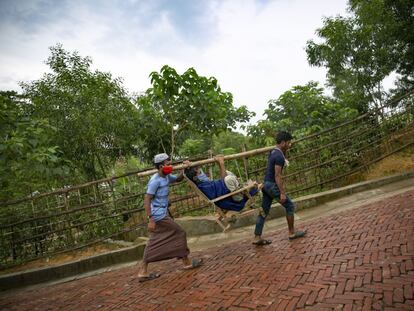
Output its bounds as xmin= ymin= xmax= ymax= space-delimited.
xmin=95 ymin=153 xmax=107 ymax=179
xmin=170 ymin=127 xmax=175 ymax=158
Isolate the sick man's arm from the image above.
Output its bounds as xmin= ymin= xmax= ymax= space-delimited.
xmin=175 ymin=160 xmax=190 ymax=182
xmin=215 ymin=155 xmax=227 ymax=179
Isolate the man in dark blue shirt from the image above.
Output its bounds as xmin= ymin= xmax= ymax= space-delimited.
xmin=253 ymin=131 xmax=306 ymax=245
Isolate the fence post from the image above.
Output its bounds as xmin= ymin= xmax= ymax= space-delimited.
xmin=242 ymin=144 xmax=249 ymax=181
xmin=11 ymin=225 xmax=16 ymax=261
xmin=208 ymin=150 xmax=214 ymax=180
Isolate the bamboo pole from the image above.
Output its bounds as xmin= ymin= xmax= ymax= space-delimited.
xmin=0 ymin=145 xmax=278 ymax=207
xmin=208 ymin=150 xmax=214 ymax=180
xmin=242 ymin=144 xmax=249 ymax=181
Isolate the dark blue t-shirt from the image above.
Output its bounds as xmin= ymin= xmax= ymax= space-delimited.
xmin=264 ymin=148 xmax=285 ymax=182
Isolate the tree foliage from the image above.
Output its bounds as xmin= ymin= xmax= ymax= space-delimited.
xmin=0 ymin=91 xmax=72 ymax=202
xmin=21 ymin=45 xmax=140 ymax=180
xmin=136 ymin=65 xmax=254 ymax=159
xmin=353 ymin=0 xmax=414 ymax=86
xmin=247 ymin=82 xmax=358 ymax=144
xmin=213 ymin=130 xmax=248 ymax=154
xmin=306 ymin=0 xmax=413 ymax=112
xmin=177 ymin=130 xmax=250 ymax=158
xmin=178 ymin=138 xmax=207 ymax=158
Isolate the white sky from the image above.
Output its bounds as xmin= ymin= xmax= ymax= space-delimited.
xmin=0 ymin=0 xmax=350 ymax=125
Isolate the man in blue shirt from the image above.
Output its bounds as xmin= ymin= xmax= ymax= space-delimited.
xmin=253 ymin=131 xmax=306 ymax=245
xmin=138 ymin=153 xmax=203 ymax=282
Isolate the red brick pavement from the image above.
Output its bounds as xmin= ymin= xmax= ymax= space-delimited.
xmin=1 ymin=190 xmax=414 ymax=311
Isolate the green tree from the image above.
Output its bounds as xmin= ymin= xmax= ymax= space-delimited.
xmin=21 ymin=45 xmax=140 ymax=180
xmin=247 ymin=82 xmax=358 ymax=143
xmin=136 ymin=65 xmax=254 ymax=159
xmin=178 ymin=130 xmax=249 ymax=158
xmin=306 ymin=0 xmax=414 ymax=112
xmin=352 ymin=0 xmax=414 ymax=88
xmin=212 ymin=130 xmax=248 ymax=154
xmin=178 ymin=138 xmax=207 ymax=157
xmin=0 ymin=91 xmax=72 ymax=202
xmin=246 ymin=119 xmax=280 ymax=148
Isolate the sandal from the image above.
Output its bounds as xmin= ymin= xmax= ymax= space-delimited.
xmin=183 ymin=258 xmax=203 ymax=270
xmin=289 ymin=230 xmax=307 ymax=240
xmin=138 ymin=272 xmax=161 ymax=283
xmin=252 ymin=239 xmax=272 ymax=246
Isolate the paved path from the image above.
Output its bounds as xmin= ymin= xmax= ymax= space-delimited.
xmin=1 ymin=190 xmax=413 ymax=311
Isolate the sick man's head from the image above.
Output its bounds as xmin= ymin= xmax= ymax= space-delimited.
xmin=184 ymin=166 xmax=202 ymax=183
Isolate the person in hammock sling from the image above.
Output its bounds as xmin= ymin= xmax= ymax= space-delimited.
xmin=185 ymin=155 xmax=259 ymax=212
xmin=253 ymin=131 xmax=307 ymax=246
xmin=138 ymin=153 xmax=203 ymax=282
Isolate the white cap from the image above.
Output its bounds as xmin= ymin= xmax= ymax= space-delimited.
xmin=154 ymin=153 xmax=170 ymax=164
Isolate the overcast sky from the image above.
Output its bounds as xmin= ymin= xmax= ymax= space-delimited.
xmin=0 ymin=0 xmax=350 ymax=124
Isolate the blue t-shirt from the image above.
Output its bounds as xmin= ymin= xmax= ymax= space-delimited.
xmin=146 ymin=173 xmax=177 ymax=222
xmin=198 ymin=179 xmax=230 ymax=200
xmin=264 ymin=148 xmax=285 ymax=182
xmin=197 ymin=171 xmax=210 ymax=183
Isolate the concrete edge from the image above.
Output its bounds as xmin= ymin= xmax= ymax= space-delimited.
xmin=1 ymin=171 xmax=413 ymax=291
xmin=0 ymin=243 xmax=146 ymax=291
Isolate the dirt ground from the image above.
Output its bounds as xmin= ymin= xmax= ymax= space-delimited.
xmin=363 ymin=145 xmax=414 ymax=180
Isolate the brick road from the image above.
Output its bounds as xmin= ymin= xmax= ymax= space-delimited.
xmin=1 ymin=190 xmax=414 ymax=311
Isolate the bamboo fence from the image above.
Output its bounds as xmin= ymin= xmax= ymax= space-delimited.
xmin=0 ymin=91 xmax=413 ymax=268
